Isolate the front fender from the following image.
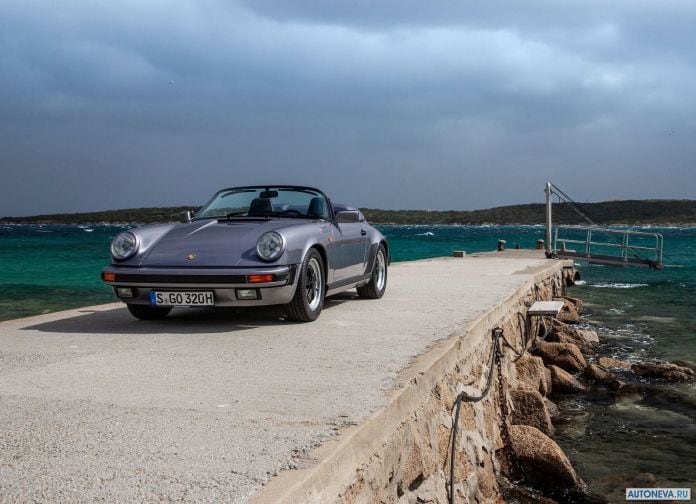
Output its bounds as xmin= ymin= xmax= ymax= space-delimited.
xmin=111 ymin=223 xmax=178 ymax=266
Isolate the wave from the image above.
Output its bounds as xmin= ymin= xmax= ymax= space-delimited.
xmin=416 ymin=231 xmax=435 ymax=236
xmin=589 ymin=282 xmax=649 ymax=289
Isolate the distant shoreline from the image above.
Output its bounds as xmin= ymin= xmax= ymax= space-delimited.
xmin=3 ymin=221 xmax=696 ymax=229
xmin=2 ymin=199 xmax=696 ymax=226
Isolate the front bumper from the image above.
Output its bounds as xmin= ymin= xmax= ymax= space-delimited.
xmin=101 ymin=265 xmax=298 ymax=307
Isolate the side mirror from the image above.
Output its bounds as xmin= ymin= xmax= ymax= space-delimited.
xmin=180 ymin=210 xmax=193 ymax=223
xmin=336 ymin=210 xmax=360 ymax=224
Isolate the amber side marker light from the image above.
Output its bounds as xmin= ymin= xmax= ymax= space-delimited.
xmin=247 ymin=274 xmax=274 ymax=283
xmin=102 ymin=272 xmax=116 ymax=282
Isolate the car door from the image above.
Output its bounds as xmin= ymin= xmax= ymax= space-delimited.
xmin=332 ymin=217 xmax=369 ymax=282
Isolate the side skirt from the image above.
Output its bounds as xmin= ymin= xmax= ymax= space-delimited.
xmin=326 ymin=273 xmax=371 ymax=297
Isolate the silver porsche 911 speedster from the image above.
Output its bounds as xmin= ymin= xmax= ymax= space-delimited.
xmin=102 ymin=186 xmax=389 ymax=322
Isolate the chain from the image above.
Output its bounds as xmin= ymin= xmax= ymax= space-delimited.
xmin=449 ymin=328 xmax=527 ymax=503
xmin=493 ymin=328 xmax=526 ymax=483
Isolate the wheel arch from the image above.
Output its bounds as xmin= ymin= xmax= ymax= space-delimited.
xmin=365 ymin=239 xmax=389 ymax=274
xmin=380 ymin=239 xmax=390 ymax=265
xmin=307 ymin=242 xmax=329 ymax=280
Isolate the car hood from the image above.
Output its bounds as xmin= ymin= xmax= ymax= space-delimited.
xmin=139 ymin=218 xmax=305 ymax=267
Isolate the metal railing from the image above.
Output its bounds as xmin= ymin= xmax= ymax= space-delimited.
xmin=553 ymin=225 xmax=663 ymax=268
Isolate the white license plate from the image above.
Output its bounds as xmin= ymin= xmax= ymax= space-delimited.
xmin=150 ymin=291 xmax=214 ymax=306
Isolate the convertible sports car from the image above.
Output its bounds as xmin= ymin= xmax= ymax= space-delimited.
xmin=102 ymin=186 xmax=388 ymax=322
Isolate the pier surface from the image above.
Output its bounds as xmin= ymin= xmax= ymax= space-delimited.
xmin=0 ymin=252 xmax=557 ymax=503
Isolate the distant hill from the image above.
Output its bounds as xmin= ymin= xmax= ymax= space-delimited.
xmin=2 ymin=200 xmax=696 ymax=226
xmin=362 ymin=200 xmax=696 ymax=225
xmin=0 ymin=207 xmax=195 ymax=225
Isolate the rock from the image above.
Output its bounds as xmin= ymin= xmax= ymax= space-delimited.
xmin=576 ymin=329 xmax=599 ymax=345
xmin=672 ymin=360 xmax=696 ymax=371
xmin=508 ymin=425 xmax=586 ymax=494
xmin=601 ymin=472 xmax=668 ymax=503
xmin=543 ymin=398 xmax=560 ymax=419
xmin=549 ymin=320 xmax=599 ymax=354
xmin=631 ymin=361 xmax=695 ymax=382
xmin=534 ymin=341 xmax=587 ymax=373
xmin=563 ymin=269 xmax=581 ymax=288
xmin=554 ymin=298 xmax=581 ymax=324
xmin=610 ymin=379 xmax=627 ymax=391
xmin=510 ymin=389 xmax=555 ymax=437
xmin=515 ymin=354 xmax=551 ymax=397
xmin=597 ymin=356 xmax=632 ymax=371
xmin=563 ymin=296 xmax=584 ymax=314
xmin=543 ymin=367 xmax=552 ymax=393
xmin=547 ymin=331 xmax=598 ymax=355
xmin=411 ymin=477 xmax=440 ymax=503
xmin=549 ymin=365 xmax=587 ymax=394
xmin=585 ymin=363 xmax=617 ymax=384
xmin=551 ymin=318 xmax=571 ymax=334
xmin=499 ymin=480 xmax=560 ymax=503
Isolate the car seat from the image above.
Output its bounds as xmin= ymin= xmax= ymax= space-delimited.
xmin=307 ymin=197 xmax=329 ymax=219
xmin=248 ymin=198 xmax=273 ymax=216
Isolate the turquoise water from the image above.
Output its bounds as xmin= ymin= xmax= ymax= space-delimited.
xmin=1 ymin=223 xmax=694 ymax=494
xmin=0 ymin=223 xmax=550 ymax=321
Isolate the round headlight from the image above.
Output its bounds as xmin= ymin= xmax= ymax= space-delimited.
xmin=256 ymin=231 xmax=285 ymax=261
xmin=111 ymin=232 xmax=139 ymax=260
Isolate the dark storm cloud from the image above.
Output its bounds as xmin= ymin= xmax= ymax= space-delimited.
xmin=1 ymin=1 xmax=695 ymax=216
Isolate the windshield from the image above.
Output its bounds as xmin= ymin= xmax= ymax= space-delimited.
xmin=194 ymin=186 xmax=331 ymax=220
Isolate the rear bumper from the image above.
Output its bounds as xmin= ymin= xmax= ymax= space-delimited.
xmin=102 ymin=265 xmax=298 ymax=307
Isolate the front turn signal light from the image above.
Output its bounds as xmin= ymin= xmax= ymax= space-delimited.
xmin=247 ymin=274 xmax=274 ymax=284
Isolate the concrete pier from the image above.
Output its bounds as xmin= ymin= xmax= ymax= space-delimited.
xmin=0 ymin=252 xmax=571 ymax=503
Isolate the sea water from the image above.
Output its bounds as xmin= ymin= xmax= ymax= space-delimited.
xmin=1 ymin=223 xmax=694 ymax=493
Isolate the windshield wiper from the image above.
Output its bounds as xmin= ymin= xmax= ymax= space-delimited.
xmin=213 ymin=212 xmax=270 ymax=221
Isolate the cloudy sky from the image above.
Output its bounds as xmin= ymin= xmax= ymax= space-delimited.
xmin=1 ymin=1 xmax=695 ymax=216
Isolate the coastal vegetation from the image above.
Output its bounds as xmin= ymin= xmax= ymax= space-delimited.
xmin=2 ymin=200 xmax=696 ymax=225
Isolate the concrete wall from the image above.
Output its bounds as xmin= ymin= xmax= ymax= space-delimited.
xmin=258 ymin=260 xmax=575 ymax=503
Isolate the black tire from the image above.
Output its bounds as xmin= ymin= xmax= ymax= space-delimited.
xmin=357 ymin=244 xmax=388 ymax=299
xmin=127 ymin=303 xmax=172 ymax=320
xmin=285 ymin=248 xmax=325 ymax=322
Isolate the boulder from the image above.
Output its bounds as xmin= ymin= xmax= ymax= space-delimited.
xmin=554 ymin=298 xmax=581 ymax=324
xmin=543 ymin=398 xmax=560 ymax=419
xmin=549 ymin=365 xmax=587 ymax=394
xmin=597 ymin=356 xmax=632 ymax=371
xmin=631 ymin=361 xmax=695 ymax=382
xmin=514 ymin=354 xmax=551 ymax=397
xmin=610 ymin=379 xmax=628 ymax=392
xmin=510 ymin=389 xmax=555 ymax=437
xmin=508 ymin=425 xmax=586 ymax=494
xmin=563 ymin=269 xmax=581 ymax=288
xmin=543 ymin=367 xmax=552 ymax=394
xmin=672 ymin=360 xmax=696 ymax=371
xmin=549 ymin=321 xmax=599 ymax=354
xmin=551 ymin=318 xmax=571 ymax=334
xmin=584 ymin=363 xmax=617 ymax=384
xmin=547 ymin=331 xmax=598 ymax=355
xmin=563 ymin=296 xmax=584 ymax=314
xmin=576 ymin=329 xmax=599 ymax=345
xmin=534 ymin=341 xmax=587 ymax=373
xmin=499 ymin=481 xmax=559 ymax=503
xmin=601 ymin=472 xmax=668 ymax=503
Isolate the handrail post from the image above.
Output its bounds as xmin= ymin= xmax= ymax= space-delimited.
xmin=545 ymin=182 xmax=552 ymax=257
